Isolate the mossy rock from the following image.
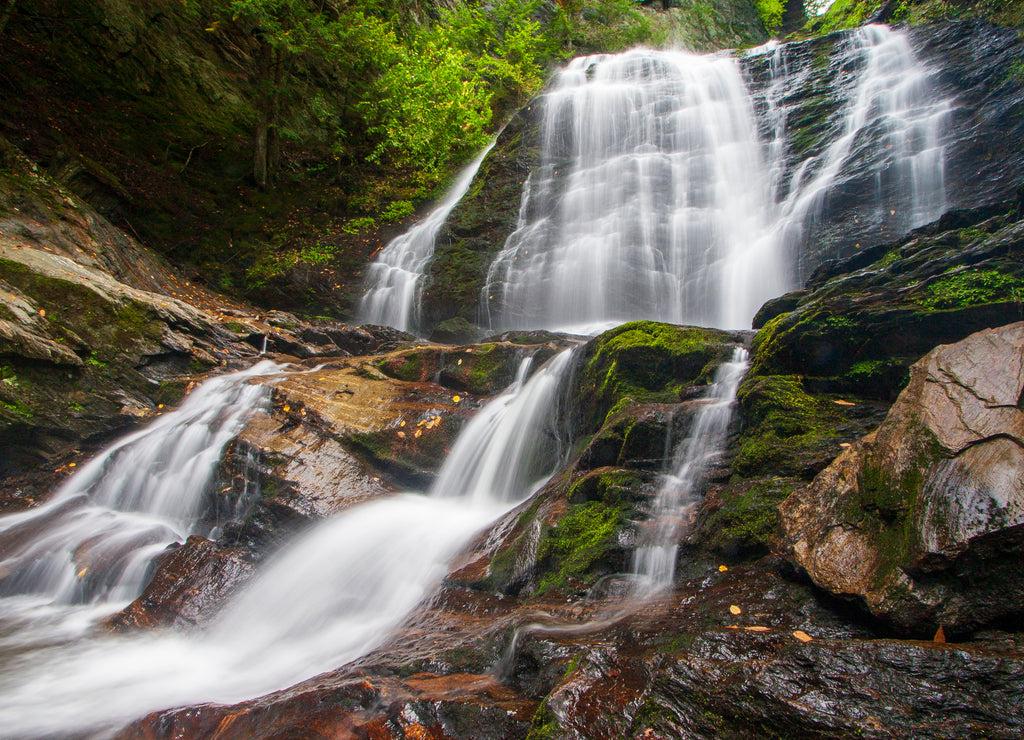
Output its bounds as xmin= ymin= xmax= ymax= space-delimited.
xmin=696 ymin=478 xmax=796 ymax=557
xmin=534 ymin=499 xmax=629 ymax=597
xmin=748 ymin=211 xmax=1024 ymax=401
xmin=429 ymin=317 xmax=484 ymax=344
xmin=377 ymin=342 xmax=554 ymax=396
xmin=573 ymin=321 xmax=740 ymax=434
xmin=731 ymin=375 xmax=843 ymax=479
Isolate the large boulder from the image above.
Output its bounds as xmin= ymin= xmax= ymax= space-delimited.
xmin=780 ymin=321 xmax=1024 ymax=635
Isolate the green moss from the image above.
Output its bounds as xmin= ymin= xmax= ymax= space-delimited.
xmin=732 ymin=375 xmax=839 ymax=478
xmin=701 ymin=480 xmax=794 ymax=555
xmin=535 ymin=501 xmax=626 ymax=595
xmin=567 ymin=468 xmax=644 ymax=507
xmin=525 ymin=700 xmax=561 ymax=740
xmin=576 ymin=321 xmax=735 ymax=432
xmin=223 ymin=321 xmax=249 ymax=334
xmin=466 ymin=344 xmax=503 ymax=395
xmin=393 ymin=351 xmax=425 ymax=382
xmin=914 ymin=269 xmax=1024 ymax=310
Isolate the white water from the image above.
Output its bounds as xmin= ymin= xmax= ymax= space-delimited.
xmin=476 ymin=26 xmax=949 ymax=334
xmin=0 ymin=360 xmax=282 ymax=609
xmin=482 ymin=49 xmax=778 ymax=333
xmin=630 ymin=348 xmax=748 ymax=596
xmin=0 ymin=348 xmax=576 ymax=738
xmin=358 ymin=143 xmax=495 ymax=333
xmin=772 ymin=25 xmax=950 ymax=264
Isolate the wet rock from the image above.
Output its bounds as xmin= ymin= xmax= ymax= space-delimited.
xmin=780 ymin=322 xmax=1024 ymax=635
xmin=117 ymin=670 xmax=535 ymax=740
xmin=107 ymin=536 xmax=255 ymax=631
xmin=750 ymin=209 xmax=1024 ymax=401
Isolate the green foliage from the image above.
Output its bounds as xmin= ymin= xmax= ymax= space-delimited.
xmin=552 ymin=0 xmax=653 ymax=53
xmin=755 ymin=0 xmax=785 ymax=33
xmin=380 ymin=200 xmax=414 ymax=223
xmin=915 ymin=269 xmax=1024 ymax=310
xmin=245 ymin=238 xmax=339 ymax=286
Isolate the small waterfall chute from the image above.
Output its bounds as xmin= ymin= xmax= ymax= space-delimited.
xmin=630 ymin=347 xmax=748 ymax=596
xmin=358 ymin=143 xmax=495 ymax=333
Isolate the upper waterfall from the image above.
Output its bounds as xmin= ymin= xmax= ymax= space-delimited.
xmin=356 ymin=25 xmax=952 ymax=336
xmin=482 ymin=49 xmax=779 ymax=334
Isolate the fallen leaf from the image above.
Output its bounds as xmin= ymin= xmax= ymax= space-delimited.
xmin=452 ymin=395 xmax=461 ymax=403
xmin=718 ymin=565 xmax=728 ymax=572
xmin=840 ymin=442 xmax=852 ymax=448
xmin=744 ymin=626 xmax=771 ymax=632
xmin=933 ymin=625 xmax=946 ymax=644
xmin=397 ymin=431 xmax=406 ymax=438
xmin=400 ymin=420 xmax=406 ymax=427
xmin=793 ymin=630 xmax=813 ymax=643
xmin=833 ymin=399 xmax=855 ymax=406
xmin=283 ymin=405 xmax=290 ymax=412
xmin=77 ymin=568 xmax=88 ymax=579
xmin=729 ymin=605 xmax=742 ymax=615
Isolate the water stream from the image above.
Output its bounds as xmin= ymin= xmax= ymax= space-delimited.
xmin=0 ymin=349 xmax=576 ymax=738
xmin=630 ymin=348 xmax=749 ymax=596
xmin=358 ymin=143 xmax=495 ymax=333
xmin=0 ymin=24 xmax=956 ymax=737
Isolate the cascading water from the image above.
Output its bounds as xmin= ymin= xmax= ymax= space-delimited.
xmin=0 ymin=360 xmax=282 ymax=610
xmin=358 ymin=143 xmax=495 ymax=333
xmin=630 ymin=348 xmax=748 ymax=597
xmin=354 ymin=27 xmax=949 ymax=336
xmin=481 ymin=49 xmax=778 ymax=333
xmin=772 ymin=25 xmax=950 ymax=265
xmin=0 ymin=348 xmax=577 ymax=738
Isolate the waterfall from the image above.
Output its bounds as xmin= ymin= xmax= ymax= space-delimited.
xmin=354 ymin=27 xmax=950 ymax=335
xmin=772 ymin=25 xmax=950 ymax=265
xmin=358 ymin=143 xmax=495 ymax=333
xmin=0 ymin=348 xmax=577 ymax=738
xmin=0 ymin=360 xmax=282 ymax=609
xmin=630 ymin=348 xmax=748 ymax=596
xmin=481 ymin=49 xmax=778 ymax=334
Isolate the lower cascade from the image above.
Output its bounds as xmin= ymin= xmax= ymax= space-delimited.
xmin=631 ymin=348 xmax=749 ymax=597
xmin=0 ymin=348 xmax=576 ymax=738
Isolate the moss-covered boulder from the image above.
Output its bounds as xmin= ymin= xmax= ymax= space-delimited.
xmin=750 ymin=208 xmax=1024 ymax=400
xmin=573 ymin=321 xmax=742 ymax=434
xmin=780 ymin=322 xmax=1024 ymax=636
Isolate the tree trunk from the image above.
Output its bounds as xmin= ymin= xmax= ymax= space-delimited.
xmin=254 ymin=114 xmax=269 ymax=190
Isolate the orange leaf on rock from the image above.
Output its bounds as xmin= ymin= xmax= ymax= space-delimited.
xmin=793 ymin=630 xmax=812 ymax=643
xmin=729 ymin=605 xmax=742 ymax=615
